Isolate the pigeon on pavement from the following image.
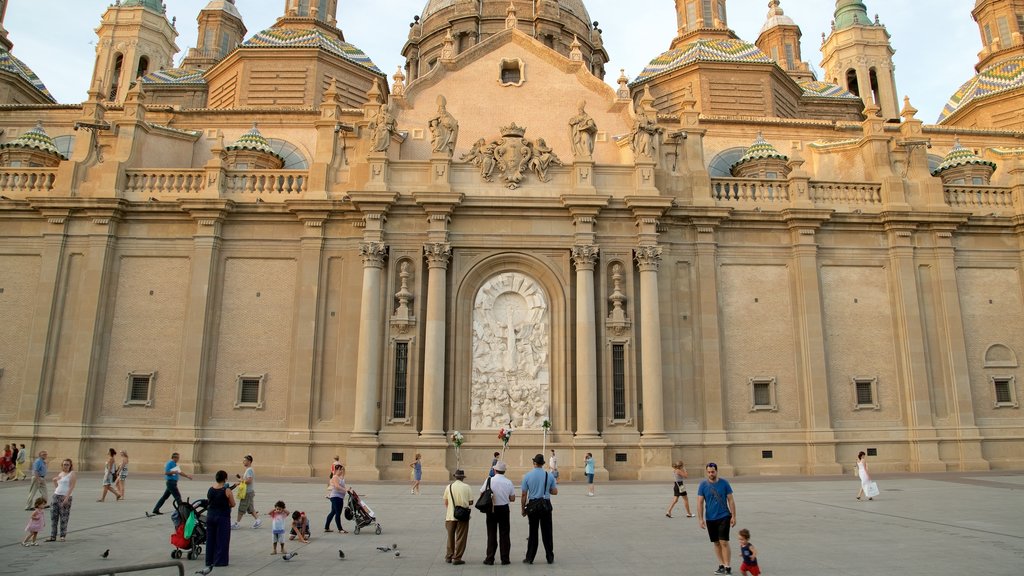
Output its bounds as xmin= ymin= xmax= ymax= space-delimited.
xmin=101 ymin=549 xmax=109 ymax=559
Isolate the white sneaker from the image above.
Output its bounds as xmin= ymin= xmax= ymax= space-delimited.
xmin=231 ymin=522 xmax=240 ymax=529
xmin=253 ymin=518 xmax=263 ymax=529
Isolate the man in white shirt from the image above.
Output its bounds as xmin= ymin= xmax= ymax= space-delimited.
xmin=548 ymin=449 xmax=559 ymax=480
xmin=481 ymin=461 xmax=516 ymax=565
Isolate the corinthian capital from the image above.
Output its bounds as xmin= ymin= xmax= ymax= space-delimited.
xmin=571 ymin=245 xmax=599 ymax=270
xmin=359 ymin=242 xmax=388 ymax=267
xmin=423 ymin=242 xmax=452 ymax=268
xmin=634 ymin=245 xmax=662 ymax=272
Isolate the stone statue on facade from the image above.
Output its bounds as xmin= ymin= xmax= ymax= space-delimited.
xmin=630 ymin=106 xmax=662 ymax=161
xmin=529 ymin=138 xmax=563 ymax=182
xmin=368 ymin=101 xmax=397 ymax=153
xmin=568 ymin=99 xmax=597 ymax=158
xmin=461 ymin=138 xmax=498 ymax=181
xmin=461 ymin=125 xmax=562 ymax=188
xmin=429 ymin=95 xmax=459 ymax=156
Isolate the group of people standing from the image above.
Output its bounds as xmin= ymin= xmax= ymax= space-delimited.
xmin=442 ymin=452 xmax=559 ymax=566
xmin=1 ymin=443 xmax=27 ymax=481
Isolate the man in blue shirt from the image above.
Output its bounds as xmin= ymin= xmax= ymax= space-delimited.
xmin=152 ymin=452 xmax=192 ymax=515
xmin=25 ymin=450 xmax=47 ymax=510
xmin=697 ymin=462 xmax=737 ymax=575
xmin=520 ymin=453 xmax=558 ymax=564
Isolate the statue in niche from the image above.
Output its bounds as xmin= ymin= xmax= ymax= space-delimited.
xmin=429 ymin=95 xmax=459 ymax=156
xmin=529 ymin=138 xmax=563 ymax=182
xmin=568 ymin=99 xmax=597 ymax=158
xmin=368 ymin=101 xmax=397 ymax=153
xmin=471 ymin=272 xmax=550 ymax=430
xmin=630 ymin=106 xmax=662 ymax=161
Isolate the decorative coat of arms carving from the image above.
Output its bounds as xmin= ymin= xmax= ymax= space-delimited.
xmin=461 ymin=123 xmax=563 ymax=189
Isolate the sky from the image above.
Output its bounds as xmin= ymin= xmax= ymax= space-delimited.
xmin=4 ymin=1 xmax=980 ymax=123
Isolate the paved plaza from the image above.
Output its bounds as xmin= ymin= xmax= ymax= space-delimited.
xmin=1 ymin=469 xmax=1021 ymax=576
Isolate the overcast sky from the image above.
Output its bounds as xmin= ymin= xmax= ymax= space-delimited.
xmin=5 ymin=1 xmax=979 ymax=123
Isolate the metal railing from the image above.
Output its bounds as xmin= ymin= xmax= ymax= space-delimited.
xmin=43 ymin=560 xmax=184 ymax=576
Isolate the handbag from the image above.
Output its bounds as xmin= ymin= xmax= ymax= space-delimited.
xmin=524 ymin=473 xmax=553 ymax=515
xmin=450 ymin=484 xmax=471 ymax=521
xmin=864 ymin=481 xmax=880 ymax=498
xmin=475 ymin=477 xmax=494 ymax=513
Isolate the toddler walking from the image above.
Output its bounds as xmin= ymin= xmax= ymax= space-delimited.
xmin=738 ymin=528 xmax=760 ymax=576
xmin=23 ymin=497 xmax=46 ymax=546
xmin=270 ymin=501 xmax=289 ymax=555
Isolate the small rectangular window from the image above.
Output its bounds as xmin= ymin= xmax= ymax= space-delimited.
xmin=499 ymin=59 xmax=524 ymax=86
xmin=235 ymin=374 xmax=265 ymax=409
xmin=702 ymin=0 xmax=713 ymax=25
xmin=391 ymin=452 xmax=405 ymax=462
xmin=853 ymin=377 xmax=879 ymax=410
xmin=392 ymin=342 xmax=409 ymax=420
xmin=992 ymin=376 xmax=1018 ymax=408
xmin=612 ymin=344 xmax=626 ymax=420
xmin=615 ymin=453 xmax=627 ymax=462
xmin=749 ymin=377 xmax=777 ymax=411
xmin=985 ymin=23 xmax=994 ymax=47
xmin=686 ymin=2 xmax=697 ymax=31
xmin=1017 ymin=15 xmax=1024 ymax=36
xmin=124 ymin=372 xmax=154 ymax=407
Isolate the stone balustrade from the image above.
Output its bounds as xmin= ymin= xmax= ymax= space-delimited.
xmin=944 ymin=185 xmax=1015 ymax=212
xmin=807 ymin=181 xmax=882 ymax=205
xmin=711 ymin=177 xmax=791 ymax=203
xmin=124 ymin=169 xmax=205 ymax=199
xmin=0 ymin=167 xmax=57 ymax=195
xmin=223 ymin=170 xmax=307 ymax=197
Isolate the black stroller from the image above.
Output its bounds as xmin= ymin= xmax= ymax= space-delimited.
xmin=170 ymin=498 xmax=208 ymax=560
xmin=344 ymin=488 xmax=382 ymax=535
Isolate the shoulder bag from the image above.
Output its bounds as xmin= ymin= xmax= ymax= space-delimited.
xmin=475 ymin=477 xmax=494 ymax=513
xmin=524 ymin=473 xmax=553 ymax=515
xmin=450 ymin=483 xmax=471 ymax=521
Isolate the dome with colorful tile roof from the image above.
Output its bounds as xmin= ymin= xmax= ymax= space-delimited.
xmin=0 ymin=49 xmax=55 ymax=103
xmin=140 ymin=68 xmax=207 ymax=87
xmin=0 ymin=122 xmax=65 ymax=165
xmin=631 ymin=39 xmax=773 ymax=86
xmin=730 ymin=132 xmax=791 ymax=179
xmin=937 ymin=56 xmax=1024 ymax=124
xmin=422 ymin=0 xmax=591 ymax=25
xmin=931 ymin=139 xmax=996 ymax=176
xmin=242 ymin=27 xmax=382 ymax=75
xmin=226 ymin=124 xmax=280 ymax=157
xmin=798 ymin=80 xmax=860 ymax=100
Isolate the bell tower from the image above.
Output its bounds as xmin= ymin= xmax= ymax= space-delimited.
xmin=283 ymin=0 xmax=340 ymax=28
xmin=90 ymin=0 xmax=179 ymax=103
xmin=756 ymin=0 xmax=813 ymax=81
xmin=182 ymin=0 xmax=247 ymax=71
xmin=972 ymin=0 xmax=1024 ymax=70
xmin=672 ymin=0 xmax=733 ymax=47
xmin=820 ymin=0 xmax=899 ymax=119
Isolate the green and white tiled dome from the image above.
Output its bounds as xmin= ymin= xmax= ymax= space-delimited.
xmin=931 ymin=139 xmax=996 ymax=176
xmin=732 ymin=133 xmax=788 ymax=171
xmin=0 ymin=122 xmax=65 ymax=159
xmin=226 ymin=124 xmax=283 ymax=160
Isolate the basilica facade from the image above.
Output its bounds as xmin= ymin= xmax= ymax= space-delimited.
xmin=1 ymin=0 xmax=1023 ymax=481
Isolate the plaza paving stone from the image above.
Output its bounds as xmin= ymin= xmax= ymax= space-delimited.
xmin=1 ymin=469 xmax=1021 ymax=575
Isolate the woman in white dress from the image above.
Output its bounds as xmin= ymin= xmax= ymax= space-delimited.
xmin=856 ymin=451 xmax=873 ymax=501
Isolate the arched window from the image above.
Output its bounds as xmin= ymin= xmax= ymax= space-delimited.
xmin=845 ymin=69 xmax=859 ymax=97
xmin=110 ymin=53 xmax=124 ymax=100
xmin=266 ymin=139 xmax=309 ymax=169
xmin=53 ymin=135 xmax=76 ymax=160
xmin=868 ymin=68 xmax=880 ymax=107
xmin=136 ymin=56 xmax=150 ymax=81
xmin=708 ymin=147 xmax=746 ymax=177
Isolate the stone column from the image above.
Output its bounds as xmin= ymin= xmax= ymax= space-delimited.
xmin=930 ymin=226 xmax=989 ymax=470
xmin=352 ymin=241 xmax=388 ymax=437
xmin=421 ymin=242 xmax=451 ymax=437
xmin=572 ymin=245 xmax=600 ymax=439
xmin=786 ymin=213 xmax=841 ymax=474
xmin=634 ymin=245 xmax=666 ymax=437
xmin=177 ymin=200 xmax=233 ymax=471
xmin=884 ymin=220 xmax=944 ymax=472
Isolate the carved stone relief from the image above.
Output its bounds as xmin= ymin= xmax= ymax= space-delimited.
xmin=460 ymin=123 xmax=563 ymax=189
xmin=471 ymin=272 xmax=550 ymax=430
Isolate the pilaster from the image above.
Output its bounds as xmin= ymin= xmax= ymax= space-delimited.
xmin=571 ymin=244 xmax=600 ymax=439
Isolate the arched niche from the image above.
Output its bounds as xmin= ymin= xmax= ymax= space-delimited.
xmin=452 ymin=252 xmax=569 ymax=433
xmin=984 ymin=343 xmax=1018 ymax=368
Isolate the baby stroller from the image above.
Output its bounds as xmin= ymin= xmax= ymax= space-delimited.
xmin=344 ymin=489 xmax=382 ymax=535
xmin=170 ymin=498 xmax=208 ymax=560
